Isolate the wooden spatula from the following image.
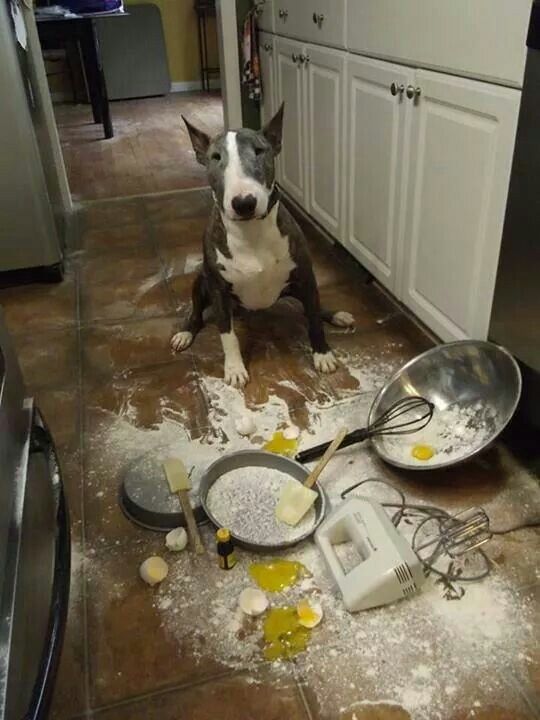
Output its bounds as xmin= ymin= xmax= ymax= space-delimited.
xmin=275 ymin=427 xmax=348 ymax=526
xmin=163 ymin=458 xmax=205 ymax=554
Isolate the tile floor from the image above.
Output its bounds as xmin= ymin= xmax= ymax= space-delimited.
xmin=0 ymin=188 xmax=538 ymax=720
xmin=55 ymin=92 xmax=224 ymax=201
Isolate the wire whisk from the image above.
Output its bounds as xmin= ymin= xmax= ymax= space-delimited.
xmin=296 ymin=396 xmax=434 ymax=464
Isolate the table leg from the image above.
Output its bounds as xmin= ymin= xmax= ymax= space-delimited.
xmin=91 ymin=21 xmax=113 ymax=139
xmin=82 ymin=21 xmax=113 ymax=139
xmin=196 ymin=11 xmax=205 ymax=92
xmin=80 ymin=25 xmax=102 ymax=123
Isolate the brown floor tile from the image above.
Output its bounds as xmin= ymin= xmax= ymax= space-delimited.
xmin=49 ymin=546 xmax=87 ymax=719
xmin=82 ymin=317 xmax=181 ymax=381
xmin=80 ymin=224 xmax=149 ymax=256
xmin=0 ymin=272 xmax=77 ymax=336
xmin=86 ymin=540 xmax=230 ymax=707
xmin=323 ymin=313 xmax=435 ymax=398
xmin=80 ymin=199 xmax=144 ymax=230
xmin=166 ymin=270 xmax=198 ymax=312
xmin=80 ymin=249 xmax=160 ymax=287
xmin=82 ymin=361 xmax=207 ymax=548
xmin=153 ymin=217 xmax=208 ymax=248
xmin=80 ymin=271 xmax=174 ymax=324
xmin=93 ymin=671 xmax=308 ymax=719
xmin=13 ymin=328 xmax=79 ymax=392
xmin=144 ymin=188 xmax=212 ymax=223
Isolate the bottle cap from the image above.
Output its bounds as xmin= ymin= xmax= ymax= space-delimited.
xmin=216 ymin=528 xmax=231 ymax=542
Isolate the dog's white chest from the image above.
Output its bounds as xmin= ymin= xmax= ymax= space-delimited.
xmin=217 ymin=216 xmax=296 ymax=311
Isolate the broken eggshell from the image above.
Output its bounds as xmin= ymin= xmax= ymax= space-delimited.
xmin=239 ymin=587 xmax=269 ymax=617
xmin=165 ymin=526 xmax=188 ymax=552
xmin=297 ymin=599 xmax=323 ymax=628
xmin=283 ymin=425 xmax=300 ymax=441
xmin=235 ymin=413 xmax=257 ymax=437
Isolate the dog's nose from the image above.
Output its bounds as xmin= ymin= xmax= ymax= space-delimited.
xmin=232 ymin=194 xmax=257 ymax=218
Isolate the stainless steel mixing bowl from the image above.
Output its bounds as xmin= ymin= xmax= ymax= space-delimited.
xmin=369 ymin=340 xmax=522 ymax=470
xmin=199 ymin=450 xmax=327 ymax=552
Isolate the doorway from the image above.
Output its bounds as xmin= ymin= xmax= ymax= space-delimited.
xmin=37 ymin=0 xmax=242 ymax=202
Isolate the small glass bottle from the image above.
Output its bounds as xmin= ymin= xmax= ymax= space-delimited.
xmin=216 ymin=528 xmax=237 ymax=570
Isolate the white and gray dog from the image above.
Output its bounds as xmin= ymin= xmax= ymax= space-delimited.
xmin=171 ymin=104 xmax=354 ymax=387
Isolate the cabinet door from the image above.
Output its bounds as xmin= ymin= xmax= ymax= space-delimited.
xmin=275 ymin=37 xmax=307 ymax=207
xmin=259 ymin=32 xmax=276 ymax=128
xmin=305 ymin=44 xmax=345 ymax=238
xmin=344 ymin=56 xmax=414 ymax=292
xmin=402 ymin=70 xmax=520 ymax=341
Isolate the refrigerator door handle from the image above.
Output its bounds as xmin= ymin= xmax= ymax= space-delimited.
xmin=25 ymin=410 xmax=71 ymax=720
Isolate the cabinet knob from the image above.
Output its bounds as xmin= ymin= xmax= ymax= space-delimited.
xmin=278 ymin=8 xmax=288 ymax=19
xmin=390 ymin=82 xmax=405 ymax=96
xmin=406 ymin=85 xmax=422 ymax=100
xmin=292 ymin=52 xmax=299 ymax=63
xmin=312 ymin=12 xmax=324 ymax=27
xmin=263 ymin=43 xmax=272 ymax=52
xmin=298 ymin=53 xmax=307 ymax=64
xmin=304 ymin=53 xmax=311 ymax=64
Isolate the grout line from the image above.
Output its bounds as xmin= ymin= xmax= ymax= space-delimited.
xmin=294 ymin=671 xmax=315 ymax=720
xmin=70 ymin=218 xmax=93 ymax=720
xmin=75 ymin=185 xmax=211 ymax=207
xmin=87 ymin=669 xmax=237 ymax=715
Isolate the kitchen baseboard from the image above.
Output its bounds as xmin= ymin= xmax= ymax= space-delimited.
xmin=170 ymin=79 xmax=221 ymax=92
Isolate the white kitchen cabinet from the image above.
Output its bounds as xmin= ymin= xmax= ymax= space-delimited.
xmin=275 ymin=36 xmax=307 ymax=206
xmin=401 ymin=70 xmax=520 ymax=341
xmin=305 ymin=44 xmax=345 ymax=237
xmin=347 ymin=0 xmax=531 ymax=89
xmin=344 ymin=56 xmax=414 ymax=292
xmin=274 ymin=0 xmax=346 ymax=49
xmin=259 ymin=32 xmax=276 ymax=128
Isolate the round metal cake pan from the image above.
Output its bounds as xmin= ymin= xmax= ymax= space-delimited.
xmin=199 ymin=450 xmax=327 ymax=552
xmin=119 ymin=447 xmax=209 ymax=532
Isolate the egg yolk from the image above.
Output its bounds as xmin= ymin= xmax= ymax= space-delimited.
xmin=412 ymin=444 xmax=435 ymax=461
xmin=263 ymin=431 xmax=299 ymax=457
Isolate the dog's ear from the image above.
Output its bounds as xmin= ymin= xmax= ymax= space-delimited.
xmin=182 ymin=115 xmax=211 ymax=166
xmin=262 ymin=102 xmax=284 ymax=155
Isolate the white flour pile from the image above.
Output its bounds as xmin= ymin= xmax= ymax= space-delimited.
xmin=380 ymin=401 xmax=500 ymax=467
xmin=206 ymin=467 xmax=317 ymax=545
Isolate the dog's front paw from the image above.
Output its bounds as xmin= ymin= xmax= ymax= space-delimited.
xmin=314 ymin=351 xmax=338 ymax=374
xmin=332 ymin=311 xmax=355 ymax=328
xmin=224 ymin=360 xmax=249 ymax=388
xmin=171 ymin=331 xmax=193 ymax=352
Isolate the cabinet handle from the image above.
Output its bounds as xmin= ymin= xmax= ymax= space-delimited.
xmin=390 ymin=82 xmax=405 ymax=97
xmin=263 ymin=43 xmax=272 ymax=52
xmin=278 ymin=8 xmax=288 ymax=19
xmin=312 ymin=12 xmax=324 ymax=27
xmin=298 ymin=53 xmax=307 ymax=64
xmin=406 ymin=85 xmax=422 ymax=100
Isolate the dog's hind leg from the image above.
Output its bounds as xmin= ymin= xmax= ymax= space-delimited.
xmin=171 ymin=272 xmax=209 ymax=352
xmin=320 ymin=308 xmax=355 ymax=328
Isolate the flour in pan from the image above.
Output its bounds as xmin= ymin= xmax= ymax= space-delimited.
xmin=206 ymin=467 xmax=317 ymax=545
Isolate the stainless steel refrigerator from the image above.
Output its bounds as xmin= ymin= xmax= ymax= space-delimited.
xmin=0 ymin=0 xmax=70 ymax=279
xmin=490 ymin=0 xmax=540 ymax=429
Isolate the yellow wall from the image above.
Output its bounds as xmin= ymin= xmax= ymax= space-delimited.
xmin=124 ymin=0 xmax=219 ymax=83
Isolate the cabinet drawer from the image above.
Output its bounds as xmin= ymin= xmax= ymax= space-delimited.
xmin=256 ymin=0 xmax=274 ymax=33
xmin=347 ymin=0 xmax=531 ymax=88
xmin=274 ymin=0 xmax=346 ymax=49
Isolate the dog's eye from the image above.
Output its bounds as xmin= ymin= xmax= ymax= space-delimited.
xmin=254 ymin=147 xmax=265 ymax=156
xmin=211 ymin=152 xmax=221 ymax=162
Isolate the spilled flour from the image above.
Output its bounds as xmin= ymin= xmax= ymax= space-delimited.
xmin=87 ymin=357 xmax=539 ymax=719
xmin=206 ymin=467 xmax=317 ymax=546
